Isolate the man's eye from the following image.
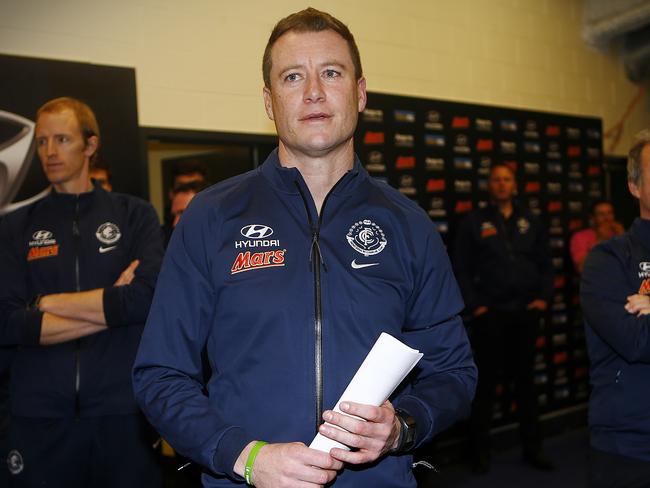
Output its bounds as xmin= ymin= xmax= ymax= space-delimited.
xmin=35 ymin=138 xmax=47 ymax=147
xmin=324 ymin=69 xmax=340 ymax=78
xmin=56 ymin=135 xmax=68 ymax=143
xmin=285 ymin=73 xmax=300 ymax=82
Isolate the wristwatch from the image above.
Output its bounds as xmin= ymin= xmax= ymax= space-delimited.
xmin=392 ymin=408 xmax=417 ymax=453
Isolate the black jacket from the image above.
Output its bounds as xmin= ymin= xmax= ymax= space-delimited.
xmin=581 ymin=218 xmax=650 ymax=461
xmin=0 ymin=183 xmax=163 ymax=417
xmin=453 ymin=202 xmax=553 ymax=313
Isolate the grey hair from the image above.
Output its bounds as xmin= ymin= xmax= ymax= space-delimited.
xmin=628 ymin=129 xmax=650 ymax=185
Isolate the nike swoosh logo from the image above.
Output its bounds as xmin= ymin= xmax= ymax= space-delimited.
xmin=351 ymin=259 xmax=379 ymax=269
xmin=99 ymin=245 xmax=117 ymax=253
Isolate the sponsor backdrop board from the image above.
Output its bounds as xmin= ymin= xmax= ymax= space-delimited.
xmin=355 ymin=92 xmax=603 ymax=423
xmin=0 ymin=54 xmax=141 ymax=214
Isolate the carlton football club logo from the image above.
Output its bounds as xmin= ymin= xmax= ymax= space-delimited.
xmin=346 ymin=219 xmax=387 ymax=256
xmin=96 ymin=222 xmax=121 ymax=245
xmin=7 ymin=449 xmax=24 ymax=475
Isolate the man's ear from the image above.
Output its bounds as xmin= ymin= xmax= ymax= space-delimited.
xmin=357 ymin=77 xmax=367 ymax=113
xmin=84 ymin=135 xmax=99 ymax=159
xmin=263 ymin=86 xmax=274 ymax=121
xmin=629 ymin=178 xmax=641 ymax=200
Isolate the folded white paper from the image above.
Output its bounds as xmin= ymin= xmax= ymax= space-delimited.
xmin=309 ymin=332 xmax=423 ymax=452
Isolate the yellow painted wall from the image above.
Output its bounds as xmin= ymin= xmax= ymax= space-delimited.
xmin=1 ymin=0 xmax=648 ymax=155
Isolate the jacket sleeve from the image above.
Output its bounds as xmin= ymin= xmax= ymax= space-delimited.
xmin=533 ymin=215 xmax=554 ymax=302
xmin=0 ymin=216 xmax=43 ymax=346
xmin=452 ymin=214 xmax=481 ymax=313
xmin=102 ymin=202 xmax=164 ymax=327
xmin=581 ymin=243 xmax=650 ymax=363
xmin=393 ymin=228 xmax=477 ymax=448
xmin=132 ymin=202 xmax=250 ymax=479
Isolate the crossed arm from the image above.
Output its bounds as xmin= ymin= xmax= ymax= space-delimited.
xmin=38 ymin=260 xmax=139 ymax=345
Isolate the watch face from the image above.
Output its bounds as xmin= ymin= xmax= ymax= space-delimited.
xmin=395 ymin=409 xmax=417 ymax=451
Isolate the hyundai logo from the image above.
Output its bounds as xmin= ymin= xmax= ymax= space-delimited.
xmin=640 ymin=262 xmax=650 ymax=271
xmin=0 ymin=110 xmax=37 ymax=214
xmin=240 ymin=224 xmax=274 ymax=239
xmin=32 ymin=230 xmax=53 ymax=241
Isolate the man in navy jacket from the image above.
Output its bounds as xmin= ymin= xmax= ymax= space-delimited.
xmin=453 ymin=163 xmax=554 ymax=473
xmin=581 ymin=129 xmax=650 ymax=487
xmin=133 ymin=8 xmax=476 ymax=488
xmin=0 ymin=97 xmax=163 ymax=487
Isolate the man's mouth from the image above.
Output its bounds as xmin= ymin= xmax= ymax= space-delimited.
xmin=300 ymin=113 xmax=331 ymax=121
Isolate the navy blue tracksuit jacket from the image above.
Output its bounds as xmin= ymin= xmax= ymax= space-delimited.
xmin=582 ymin=218 xmax=650 ymax=461
xmin=133 ymin=151 xmax=477 ymax=487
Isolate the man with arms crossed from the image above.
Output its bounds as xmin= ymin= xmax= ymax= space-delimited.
xmin=134 ymin=8 xmax=476 ymax=487
xmin=0 ymin=97 xmax=163 ymax=486
xmin=581 ymin=129 xmax=650 ymax=487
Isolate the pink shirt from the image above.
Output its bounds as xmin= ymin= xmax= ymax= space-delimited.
xmin=570 ymin=228 xmax=597 ymax=269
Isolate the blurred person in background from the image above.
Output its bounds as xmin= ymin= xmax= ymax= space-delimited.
xmin=570 ymin=200 xmax=624 ymax=273
xmin=454 ymin=162 xmax=554 ymax=474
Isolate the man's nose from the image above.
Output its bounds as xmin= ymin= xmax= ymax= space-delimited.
xmin=304 ymin=75 xmax=325 ymax=102
xmin=46 ymin=139 xmax=57 ymax=157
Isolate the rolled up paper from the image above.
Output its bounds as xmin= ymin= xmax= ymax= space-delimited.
xmin=309 ymin=332 xmax=423 ymax=452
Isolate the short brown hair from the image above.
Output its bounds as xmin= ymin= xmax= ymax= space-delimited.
xmin=37 ymin=97 xmax=100 ymax=148
xmin=628 ymin=128 xmax=650 ymax=186
xmin=262 ymin=7 xmax=363 ymax=88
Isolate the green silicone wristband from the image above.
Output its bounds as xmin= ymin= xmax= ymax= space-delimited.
xmin=244 ymin=440 xmax=267 ymax=486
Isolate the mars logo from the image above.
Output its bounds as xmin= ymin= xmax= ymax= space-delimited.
xmin=0 ymin=110 xmax=43 ymax=215
xmin=231 ymin=249 xmax=286 ymax=274
xmin=639 ymin=278 xmax=650 ymax=295
xmin=27 ymin=228 xmax=58 ymax=261
xmin=346 ymin=220 xmax=387 ymax=257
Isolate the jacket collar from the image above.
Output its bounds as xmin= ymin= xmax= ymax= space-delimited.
xmin=259 ymin=148 xmax=365 ymax=196
xmin=632 ymin=218 xmax=650 ymax=247
xmin=486 ymin=199 xmax=523 ymax=219
xmin=49 ymin=179 xmax=102 ymax=202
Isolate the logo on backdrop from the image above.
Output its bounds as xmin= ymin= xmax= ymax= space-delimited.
xmin=0 ymin=110 xmax=49 ymax=215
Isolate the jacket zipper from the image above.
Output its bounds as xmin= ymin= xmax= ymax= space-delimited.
xmin=295 ymin=177 xmax=345 ymax=434
xmin=73 ymin=197 xmax=81 ymax=418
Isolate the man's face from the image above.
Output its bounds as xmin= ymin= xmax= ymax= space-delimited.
xmin=35 ymin=108 xmax=97 ymax=193
xmin=488 ymin=166 xmax=517 ymax=203
xmin=89 ymin=168 xmax=112 ymax=192
xmin=169 ymin=172 xmax=205 ymax=201
xmin=171 ymin=191 xmax=196 ymax=228
xmin=263 ymin=29 xmax=367 ymax=159
xmin=629 ymin=142 xmax=650 ymax=219
xmin=592 ymin=202 xmax=614 ymax=227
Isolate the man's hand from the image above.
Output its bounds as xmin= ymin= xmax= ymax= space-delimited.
xmin=596 ymin=221 xmax=625 ymax=241
xmin=318 ymin=400 xmax=400 ymax=465
xmin=526 ymin=299 xmax=547 ymax=311
xmin=114 ymin=259 xmax=139 ymax=286
xmin=625 ymin=294 xmax=650 ymax=316
xmin=233 ymin=441 xmax=342 ymax=488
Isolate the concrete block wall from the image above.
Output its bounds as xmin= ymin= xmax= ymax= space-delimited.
xmin=1 ymin=0 xmax=648 ymax=155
